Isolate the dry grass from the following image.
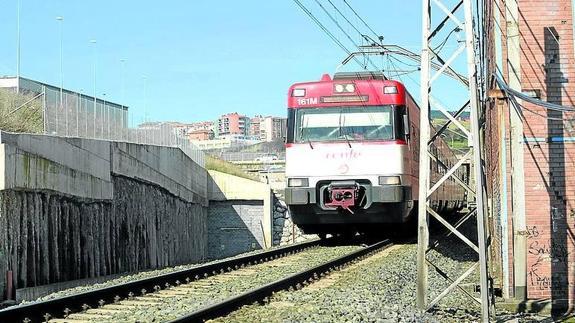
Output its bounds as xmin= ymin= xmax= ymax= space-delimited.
xmin=0 ymin=88 xmax=43 ymax=133
xmin=205 ymin=155 xmax=258 ymax=181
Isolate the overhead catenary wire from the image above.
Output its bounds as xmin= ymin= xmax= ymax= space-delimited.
xmin=342 ymin=0 xmax=380 ymax=40
xmin=388 ymin=54 xmax=422 ymax=70
xmin=311 ymin=0 xmax=381 ymax=72
xmin=326 ymin=0 xmax=364 ymax=39
xmin=292 ymin=0 xmax=365 ymax=68
xmin=291 ymin=0 xmax=376 ymax=126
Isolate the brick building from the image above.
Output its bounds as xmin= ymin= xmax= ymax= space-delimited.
xmin=249 ymin=115 xmax=262 ymax=137
xmin=188 ymin=129 xmax=214 ymax=141
xmin=218 ymin=113 xmax=286 ymax=142
xmin=217 ymin=112 xmax=249 ymax=136
xmin=485 ymin=0 xmax=575 ymax=313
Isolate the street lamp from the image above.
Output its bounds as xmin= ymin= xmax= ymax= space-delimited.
xmin=102 ymin=92 xmax=107 ymax=138
xmin=90 ymin=39 xmax=97 ymax=137
xmin=120 ymin=59 xmax=127 ymax=108
xmin=16 ymin=0 xmax=21 ymax=93
xmin=142 ymin=75 xmax=148 ymax=122
xmin=120 ymin=58 xmax=127 ymax=139
xmin=56 ymin=16 xmax=64 ymax=134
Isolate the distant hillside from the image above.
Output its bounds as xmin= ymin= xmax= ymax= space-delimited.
xmin=431 ymin=110 xmax=470 ymax=120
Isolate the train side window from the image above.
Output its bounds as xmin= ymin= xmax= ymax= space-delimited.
xmin=395 ymin=106 xmax=409 ymax=140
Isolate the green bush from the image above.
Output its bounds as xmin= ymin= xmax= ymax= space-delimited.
xmin=0 ymin=88 xmax=43 ymax=133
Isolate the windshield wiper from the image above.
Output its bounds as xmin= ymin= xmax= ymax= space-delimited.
xmin=343 ymin=134 xmax=352 ymax=148
xmin=339 ymin=111 xmax=352 ymax=149
xmin=308 ymin=138 xmax=314 ymax=149
xmin=299 ymin=117 xmax=313 ymax=149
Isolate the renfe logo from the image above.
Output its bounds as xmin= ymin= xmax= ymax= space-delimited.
xmin=325 ymin=149 xmax=362 ymax=160
xmin=297 ymin=97 xmax=318 ymax=105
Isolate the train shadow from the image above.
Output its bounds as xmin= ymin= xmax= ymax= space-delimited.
xmin=427 ymin=210 xmax=479 ymax=263
xmin=315 ymin=229 xmax=408 ymax=247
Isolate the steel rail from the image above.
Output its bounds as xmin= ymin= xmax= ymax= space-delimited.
xmin=169 ymin=239 xmax=393 ymax=323
xmin=0 ymin=239 xmax=323 ymax=323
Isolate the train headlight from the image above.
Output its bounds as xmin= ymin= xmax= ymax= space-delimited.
xmin=378 ymin=176 xmax=401 ymax=185
xmin=288 ymin=178 xmax=309 ymax=187
xmin=383 ymin=86 xmax=398 ymax=94
xmin=334 ymin=83 xmax=355 ymax=93
xmin=292 ymin=88 xmax=306 ymax=97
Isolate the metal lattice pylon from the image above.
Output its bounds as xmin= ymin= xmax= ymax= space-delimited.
xmin=416 ymin=0 xmax=493 ymax=321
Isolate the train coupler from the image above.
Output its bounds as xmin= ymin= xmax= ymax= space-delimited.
xmin=323 ymin=181 xmax=360 ymax=214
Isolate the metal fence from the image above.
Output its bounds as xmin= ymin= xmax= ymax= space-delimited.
xmin=41 ymin=85 xmax=205 ymax=167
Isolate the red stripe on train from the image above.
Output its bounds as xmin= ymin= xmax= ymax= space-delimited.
xmin=285 ymin=139 xmax=407 ymax=148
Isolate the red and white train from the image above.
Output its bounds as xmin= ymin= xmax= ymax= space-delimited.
xmin=284 ymin=72 xmax=467 ymax=236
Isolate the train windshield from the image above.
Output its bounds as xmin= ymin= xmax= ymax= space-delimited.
xmin=294 ymin=106 xmax=394 ymax=143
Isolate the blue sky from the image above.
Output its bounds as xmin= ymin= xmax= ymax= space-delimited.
xmin=0 ymin=0 xmax=467 ymax=123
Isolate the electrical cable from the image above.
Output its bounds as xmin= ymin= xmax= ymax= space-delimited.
xmin=292 ymin=0 xmax=365 ymax=68
xmin=433 ymin=27 xmax=460 ymax=55
xmin=494 ymin=73 xmax=575 ymax=113
xmin=342 ymin=0 xmax=379 ymax=40
xmin=311 ymin=0 xmax=380 ymax=71
xmin=388 ymin=54 xmax=421 ymax=68
xmin=326 ymin=0 xmax=364 ymax=39
xmin=504 ymin=85 xmax=575 ymax=122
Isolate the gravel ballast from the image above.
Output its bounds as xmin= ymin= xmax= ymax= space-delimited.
xmin=26 ymin=243 xmax=312 ymax=303
xmin=211 ymin=237 xmax=546 ymax=323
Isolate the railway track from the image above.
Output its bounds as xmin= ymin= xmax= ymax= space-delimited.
xmin=171 ymin=238 xmax=392 ymax=323
xmin=0 ymin=238 xmax=392 ymax=323
xmin=0 ymin=239 xmax=322 ymax=323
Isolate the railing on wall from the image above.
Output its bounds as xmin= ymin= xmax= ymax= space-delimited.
xmin=40 ymin=85 xmax=205 ymax=167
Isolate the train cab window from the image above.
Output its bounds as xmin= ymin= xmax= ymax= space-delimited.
xmin=293 ymin=105 xmax=395 ymax=143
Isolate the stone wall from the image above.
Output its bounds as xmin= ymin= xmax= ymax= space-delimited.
xmin=272 ymin=191 xmax=315 ymax=246
xmin=207 ymin=200 xmax=264 ymax=259
xmin=0 ymin=176 xmax=207 ymax=291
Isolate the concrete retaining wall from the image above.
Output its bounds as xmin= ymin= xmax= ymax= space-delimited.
xmin=0 ymin=133 xmax=112 ymax=200
xmin=0 ymin=132 xmax=208 ymax=206
xmin=207 ymin=171 xmax=272 ymax=259
xmin=0 ymin=132 xmax=208 ymax=300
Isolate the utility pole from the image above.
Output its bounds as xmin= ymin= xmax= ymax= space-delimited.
xmin=416 ymin=0 xmax=493 ymax=321
xmin=505 ymin=0 xmax=527 ymax=301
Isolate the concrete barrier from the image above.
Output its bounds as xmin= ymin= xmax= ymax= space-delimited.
xmin=0 ymin=133 xmax=112 ymax=200
xmin=0 ymin=132 xmax=208 ymax=301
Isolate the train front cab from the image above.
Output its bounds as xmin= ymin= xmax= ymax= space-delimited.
xmin=285 ymin=175 xmax=415 ymax=234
